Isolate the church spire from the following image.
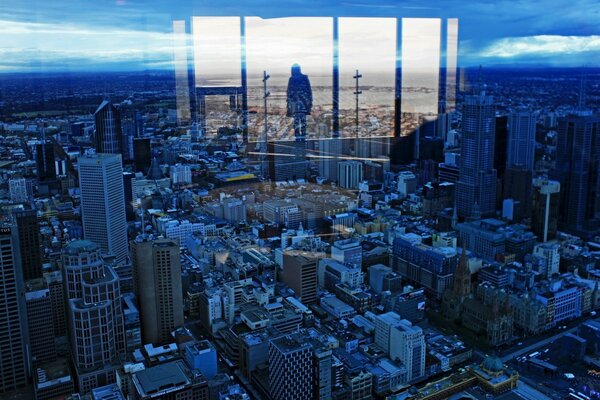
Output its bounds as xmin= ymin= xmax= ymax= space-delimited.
xmin=453 ymin=244 xmax=471 ymax=298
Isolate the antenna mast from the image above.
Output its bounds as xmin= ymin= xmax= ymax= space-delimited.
xmin=353 ymin=69 xmax=362 ymax=144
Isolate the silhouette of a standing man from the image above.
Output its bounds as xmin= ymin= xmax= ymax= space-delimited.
xmin=286 ymin=64 xmax=312 ymax=140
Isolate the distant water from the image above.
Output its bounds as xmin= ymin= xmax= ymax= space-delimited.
xmin=199 ymin=71 xmax=439 ymax=111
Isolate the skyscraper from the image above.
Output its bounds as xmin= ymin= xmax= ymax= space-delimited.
xmin=282 ymin=250 xmax=318 ymax=306
xmin=456 ymin=92 xmax=497 ymax=218
xmin=63 ymin=240 xmax=124 ymax=393
xmin=94 ymin=100 xmax=122 ymax=154
xmin=13 ymin=208 xmax=42 ymax=281
xmin=25 ymin=279 xmax=57 ymax=365
xmin=551 ymin=114 xmax=600 ymax=234
xmin=503 ymin=165 xmax=533 ymax=221
xmin=78 ymin=154 xmax=128 ymax=262
xmin=131 ymin=237 xmax=184 ymax=345
xmin=269 ymin=335 xmax=314 ymax=400
xmin=0 ymin=226 xmax=29 ymax=393
xmin=507 ymin=109 xmax=536 ymax=171
xmin=133 ymin=138 xmax=152 ymax=174
xmin=36 ymin=142 xmax=56 ymax=182
xmin=494 ymin=116 xmax=508 ymax=181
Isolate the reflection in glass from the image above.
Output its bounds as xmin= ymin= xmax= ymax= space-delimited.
xmin=398 ymin=18 xmax=442 ymax=163
xmin=191 ymin=17 xmax=245 ymax=139
xmin=191 ymin=17 xmax=241 ymax=86
xmin=172 ymin=20 xmax=191 ymax=125
xmin=245 ymin=17 xmax=332 ymax=142
xmin=445 ymin=18 xmax=459 ymax=113
xmin=338 ymin=18 xmax=396 ymax=159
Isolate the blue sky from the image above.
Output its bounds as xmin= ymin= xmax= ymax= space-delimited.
xmin=0 ymin=0 xmax=598 ymax=72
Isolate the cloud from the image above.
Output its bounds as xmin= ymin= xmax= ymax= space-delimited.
xmin=480 ymin=35 xmax=600 ymax=58
xmin=0 ymin=19 xmax=179 ymax=71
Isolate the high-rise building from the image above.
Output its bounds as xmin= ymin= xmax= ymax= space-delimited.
xmin=13 ymin=208 xmax=42 ymax=281
xmin=130 ymin=237 xmax=184 ymax=345
xmin=390 ymin=319 xmax=426 ymax=382
xmin=25 ymin=279 xmax=57 ymax=365
xmin=551 ymin=114 xmax=600 ymax=235
xmin=44 ymin=271 xmax=67 ymax=337
xmin=36 ymin=142 xmax=56 ymax=182
xmin=78 ymin=154 xmax=128 ymax=262
xmin=313 ymin=346 xmax=332 ymax=400
xmin=503 ymin=165 xmax=532 ymax=221
xmin=94 ymin=100 xmax=122 ymax=154
xmin=282 ymin=250 xmax=319 ymax=306
xmin=0 ymin=226 xmax=29 ymax=393
xmin=62 ymin=240 xmax=124 ymax=394
xmin=337 ymin=160 xmax=363 ymax=190
xmin=494 ymin=116 xmax=508 ymax=181
xmin=269 ymin=335 xmax=314 ymax=400
xmin=120 ymin=119 xmax=135 ymax=161
xmin=123 ymin=172 xmax=136 ymax=221
xmin=133 ymin=138 xmax=152 ymax=174
xmin=532 ymin=177 xmax=560 ymax=242
xmin=507 ymin=109 xmax=536 ymax=171
xmin=456 ymin=92 xmax=497 ymax=218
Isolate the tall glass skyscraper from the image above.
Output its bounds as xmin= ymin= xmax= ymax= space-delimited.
xmin=13 ymin=208 xmax=42 ymax=281
xmin=0 ymin=226 xmax=29 ymax=393
xmin=551 ymin=114 xmax=600 ymax=234
xmin=507 ymin=109 xmax=536 ymax=171
xmin=78 ymin=154 xmax=128 ymax=262
xmin=94 ymin=100 xmax=122 ymax=155
xmin=456 ymin=92 xmax=497 ymax=218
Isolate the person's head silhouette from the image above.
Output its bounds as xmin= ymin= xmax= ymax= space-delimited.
xmin=291 ymin=64 xmax=302 ymax=76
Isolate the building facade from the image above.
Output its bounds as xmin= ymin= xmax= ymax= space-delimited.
xmin=78 ymin=153 xmax=128 ymax=262
xmin=131 ymin=237 xmax=184 ymax=345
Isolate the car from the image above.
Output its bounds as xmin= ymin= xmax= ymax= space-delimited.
xmin=517 ymin=342 xmax=523 ymax=346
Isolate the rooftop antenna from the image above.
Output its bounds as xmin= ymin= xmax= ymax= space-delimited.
xmin=262 ymin=70 xmax=270 ymax=179
xmin=353 ymin=69 xmax=362 ymax=143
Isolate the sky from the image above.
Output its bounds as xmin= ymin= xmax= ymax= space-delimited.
xmin=0 ymin=0 xmax=599 ymax=73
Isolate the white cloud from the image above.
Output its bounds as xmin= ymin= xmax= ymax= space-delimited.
xmin=0 ymin=19 xmax=178 ymax=71
xmin=480 ymin=35 xmax=600 ymax=58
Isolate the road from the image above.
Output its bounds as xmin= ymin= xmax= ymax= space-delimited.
xmin=501 ymin=325 xmax=578 ymax=363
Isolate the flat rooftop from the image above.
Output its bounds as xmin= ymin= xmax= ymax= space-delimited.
xmin=133 ymin=360 xmax=191 ymax=397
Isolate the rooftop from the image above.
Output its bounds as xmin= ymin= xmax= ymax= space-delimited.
xmin=132 ymin=360 xmax=191 ymax=397
xmin=63 ymin=239 xmax=99 ymax=255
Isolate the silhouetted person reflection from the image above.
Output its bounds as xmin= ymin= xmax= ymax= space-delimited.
xmin=286 ymin=64 xmax=312 ymax=140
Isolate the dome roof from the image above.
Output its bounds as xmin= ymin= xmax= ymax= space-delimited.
xmin=482 ymin=356 xmax=504 ymax=373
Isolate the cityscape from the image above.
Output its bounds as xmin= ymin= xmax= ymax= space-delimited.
xmin=1 ymin=1 xmax=600 ymax=400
